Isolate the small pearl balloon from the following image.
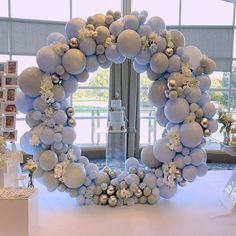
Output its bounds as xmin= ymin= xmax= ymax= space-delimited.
xmin=178 ymin=180 xmax=187 ymax=187
xmin=66 ymin=107 xmax=74 ymax=117
xmin=107 ymin=185 xmax=115 ymax=195
xmin=51 ymin=74 xmax=60 ymax=84
xmin=165 ymin=48 xmax=174 ymax=57
xmin=108 ymin=196 xmax=118 ymax=207
xmin=116 ymin=190 xmax=122 ymax=199
xmin=119 ymin=181 xmax=128 ymax=189
xmin=95 ymin=186 xmax=102 ymax=195
xmin=99 ymin=194 xmax=108 ymax=205
xmin=130 ymin=183 xmax=139 ymax=192
xmin=129 ymin=167 xmax=138 ymax=174
xmin=93 ymin=195 xmax=100 ymax=204
xmin=134 ymin=188 xmax=143 ymax=198
xmin=201 ymin=118 xmax=208 ymax=128
xmin=70 ymin=37 xmax=79 ymax=48
xmin=143 ymin=186 xmax=152 ymax=196
xmin=168 ymin=79 xmax=177 ymax=89
xmin=139 ymin=196 xmax=147 ymax=204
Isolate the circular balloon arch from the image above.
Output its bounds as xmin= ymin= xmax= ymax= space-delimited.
xmin=16 ymin=10 xmax=218 ymax=207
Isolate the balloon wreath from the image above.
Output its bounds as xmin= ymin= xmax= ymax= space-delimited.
xmin=16 ymin=10 xmax=217 ymax=207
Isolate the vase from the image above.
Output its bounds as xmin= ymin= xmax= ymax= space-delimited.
xmin=28 ymin=172 xmax=34 ymax=188
xmin=225 ymin=126 xmax=231 ymax=145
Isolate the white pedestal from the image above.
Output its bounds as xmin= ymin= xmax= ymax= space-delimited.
xmin=0 ymin=188 xmax=38 ymax=236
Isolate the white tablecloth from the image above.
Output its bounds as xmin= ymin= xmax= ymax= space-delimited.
xmin=33 ymin=170 xmax=236 ymax=236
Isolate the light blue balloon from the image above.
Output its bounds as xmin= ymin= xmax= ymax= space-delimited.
xmin=33 ymin=97 xmax=47 ymax=112
xmin=150 ymin=52 xmax=169 ymax=74
xmin=156 ymin=36 xmax=167 ymax=53
xmin=143 ymin=173 xmax=157 ymax=189
xmin=86 ymin=163 xmax=99 ymax=180
xmin=153 ymin=139 xmax=176 ymax=162
xmin=60 ymin=99 xmax=70 ymax=110
xmin=43 ymin=171 xmax=59 ymax=192
xmin=146 ymin=66 xmax=161 ymax=81
xmin=182 ymin=165 xmax=197 ymax=182
xmin=65 ymin=17 xmax=86 ymax=39
xmin=117 ymin=29 xmax=141 ymax=59
xmin=52 ymin=84 xmax=65 ymax=102
xmin=26 ymin=111 xmax=42 ymax=128
xmin=99 ymin=58 xmax=112 ymax=68
xmin=79 ymin=38 xmax=96 ymax=56
xmin=19 ymin=67 xmax=43 ymax=97
xmin=133 ymin=60 xmax=147 ymax=73
xmin=147 ymin=16 xmax=166 ymax=34
xmin=53 ymin=110 xmax=67 ymax=125
xmin=64 ymin=163 xmax=86 ymax=188
xmin=20 ymin=132 xmax=36 ymax=154
xmin=95 ymin=26 xmax=110 ymax=44
xmin=124 ymin=174 xmax=140 ymax=185
xmin=173 ymin=154 xmax=185 ymax=169
xmin=137 ymin=24 xmax=152 ymax=37
xmin=202 ymin=102 xmax=216 ymax=119
xmin=85 ymin=55 xmax=99 ymax=72
xmin=164 ymin=97 xmax=189 ymax=123
xmin=166 ymin=122 xmax=178 ymax=130
xmin=160 ymin=183 xmax=177 ymax=199
xmin=32 ymin=111 xmax=42 ymax=121
xmin=40 ymin=127 xmax=55 ymax=145
xmin=97 ymin=54 xmax=106 ymax=64
xmin=36 ymin=46 xmax=61 ymax=74
xmin=155 ymin=107 xmax=168 ymax=127
xmin=75 ymin=70 xmax=89 ymax=83
xmin=113 ymin=54 xmax=126 ymax=64
xmin=71 ymin=145 xmax=82 ymax=160
xmin=62 ymin=127 xmax=76 ymax=144
xmin=208 ymin=119 xmax=218 ymax=133
xmin=15 ymin=93 xmax=34 ymax=113
xmin=62 ymin=49 xmax=86 ymax=75
xmin=62 ymin=76 xmax=78 ymax=97
xmin=190 ymin=148 xmax=206 ymax=166
xmin=197 ymin=163 xmax=208 ymax=176
xmin=197 ymin=92 xmax=211 ymax=106
xmin=53 ymin=142 xmax=63 ymax=150
xmin=141 ymin=145 xmax=161 ymax=168
xmin=39 ymin=150 xmax=58 ymax=171
xmin=123 ymin=15 xmax=139 ymax=30
xmin=105 ymin=44 xmax=121 ymax=62
xmin=47 ymin=32 xmax=65 ymax=45
xmin=170 ymin=30 xmax=185 ymax=49
xmin=109 ymin=20 xmax=124 ymax=37
xmin=96 ymin=44 xmax=105 ymax=55
xmin=185 ymin=87 xmax=202 ymax=103
xmin=135 ymin=48 xmax=151 ymax=65
xmin=53 ymin=133 xmax=63 ymax=143
xmin=78 ymin=156 xmax=89 ymax=166
xmin=95 ymin=172 xmax=110 ymax=185
xmin=168 ymin=55 xmax=181 ymax=73
xmin=148 ymin=80 xmax=167 ymax=108
xmin=180 ymin=122 xmax=203 ymax=148
xmin=77 ymin=195 xmax=85 ymax=205
xmin=197 ymin=74 xmax=211 ymax=92
xmin=125 ymin=157 xmax=139 ymax=171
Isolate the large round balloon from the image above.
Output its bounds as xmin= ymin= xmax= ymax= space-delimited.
xmin=150 ymin=53 xmax=168 ymax=74
xmin=164 ymin=98 xmax=189 ymax=123
xmin=180 ymin=122 xmax=203 ymax=148
xmin=39 ymin=150 xmax=58 ymax=171
xmin=65 ymin=17 xmax=86 ymax=39
xmin=147 ymin=16 xmax=166 ymax=34
xmin=183 ymin=46 xmax=202 ymax=70
xmin=148 ymin=80 xmax=167 ymax=108
xmin=18 ymin=67 xmax=43 ymax=97
xmin=117 ymin=29 xmax=141 ymax=59
xmin=36 ymin=46 xmax=61 ymax=74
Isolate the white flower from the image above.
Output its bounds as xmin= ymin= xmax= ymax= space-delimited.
xmin=28 ymin=124 xmax=43 ymax=146
xmin=23 ymin=159 xmax=37 ymax=172
xmin=166 ymin=126 xmax=181 ymax=151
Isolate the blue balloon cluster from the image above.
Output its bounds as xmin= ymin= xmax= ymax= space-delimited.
xmin=16 ymin=9 xmax=217 ymax=207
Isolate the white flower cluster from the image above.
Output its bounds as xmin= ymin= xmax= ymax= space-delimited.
xmin=40 ymin=75 xmax=55 ymax=104
xmin=165 ymin=126 xmax=181 ymax=151
xmin=23 ymin=159 xmax=37 ymax=172
xmin=67 ymin=148 xmax=77 ymax=162
xmin=28 ymin=124 xmax=43 ymax=145
xmin=162 ymin=162 xmax=178 ymax=188
xmin=50 ymin=42 xmax=69 ymax=56
xmin=54 ymin=159 xmax=70 ymax=182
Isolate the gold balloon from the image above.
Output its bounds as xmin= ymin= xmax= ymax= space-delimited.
xmin=51 ymin=74 xmax=60 ymax=84
xmin=134 ymin=189 xmax=143 ymax=198
xmin=68 ymin=118 xmax=76 ymax=127
xmin=109 ymin=170 xmax=116 ymax=179
xmin=175 ymin=169 xmax=181 ymax=178
xmin=168 ymin=79 xmax=176 ymax=89
xmin=103 ymin=166 xmax=110 ymax=173
xmin=70 ymin=37 xmax=79 ymax=48
xmin=201 ymin=118 xmax=208 ymax=128
xmin=66 ymin=107 xmax=74 ymax=117
xmin=204 ymin=129 xmax=211 ymax=137
xmin=178 ymin=180 xmax=187 ymax=187
xmin=165 ymin=47 xmax=174 ymax=57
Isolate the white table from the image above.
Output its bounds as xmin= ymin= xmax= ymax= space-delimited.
xmin=30 ymin=170 xmax=236 ymax=236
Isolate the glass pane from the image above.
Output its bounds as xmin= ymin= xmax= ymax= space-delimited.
xmin=209 ymin=91 xmax=228 ymax=111
xmin=72 ymin=0 xmax=122 ymax=19
xmin=234 ymin=31 xmax=236 ymax=58
xmin=132 ymin=0 xmax=179 ymax=25
xmin=12 ymin=56 xmax=37 ymax=74
xmin=11 ymin=0 xmax=70 ymax=21
xmin=230 ymin=91 xmax=236 ymax=113
xmin=0 ymin=0 xmax=8 ymax=17
xmin=182 ymin=0 xmax=233 ymax=25
xmin=232 ymin=61 xmax=236 ymax=88
xmin=210 ymin=71 xmax=230 ymax=89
